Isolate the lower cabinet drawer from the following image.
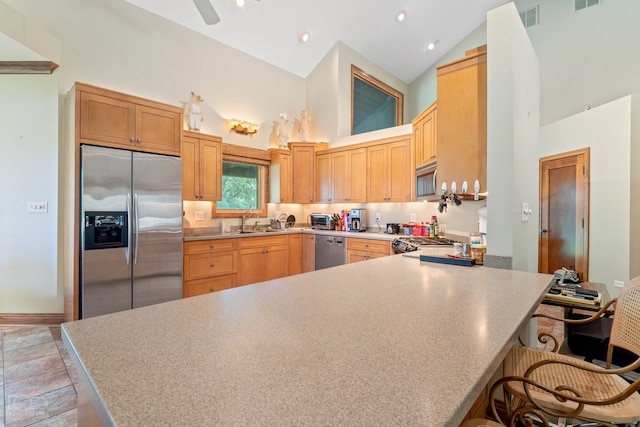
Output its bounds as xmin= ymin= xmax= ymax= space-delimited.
xmin=347 ymin=250 xmax=388 ymax=264
xmin=347 ymin=238 xmax=390 ymax=254
xmin=184 ymin=252 xmax=236 ymax=280
xmin=186 ymin=274 xmax=236 ymax=297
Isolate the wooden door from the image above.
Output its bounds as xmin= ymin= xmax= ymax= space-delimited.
xmin=367 ymin=144 xmax=387 ymax=202
xmin=302 ymin=234 xmax=315 ymax=272
xmin=292 ymin=145 xmax=315 ymax=203
xmin=80 ymin=92 xmax=135 ymax=146
xmin=539 ymin=148 xmax=590 ymax=280
xmin=413 ymin=103 xmax=437 ymax=168
xmin=200 ymin=138 xmax=222 ymax=201
xmin=182 ymin=136 xmax=199 ymax=200
xmin=348 ymin=148 xmax=367 ymax=203
xmin=315 ymin=152 xmax=333 ymax=203
xmin=332 ymin=151 xmax=349 ymax=202
xmin=135 ymin=105 xmax=181 ymax=155
xmin=288 ymin=234 xmax=302 ymax=276
xmin=387 ymin=140 xmax=411 ymax=202
xmin=237 ymin=248 xmax=265 ymax=286
xmin=264 ymin=245 xmax=289 ymax=281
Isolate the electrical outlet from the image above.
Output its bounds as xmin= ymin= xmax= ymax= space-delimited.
xmin=614 ymin=280 xmax=624 ymax=288
xmin=375 ymin=212 xmax=381 ymax=222
xmin=409 ymin=213 xmax=416 ymax=222
xmin=27 ymin=201 xmax=48 ymax=213
xmin=195 ymin=211 xmax=204 ymax=220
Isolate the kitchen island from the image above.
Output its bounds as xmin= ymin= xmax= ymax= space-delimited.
xmin=62 ymin=254 xmax=552 ymax=426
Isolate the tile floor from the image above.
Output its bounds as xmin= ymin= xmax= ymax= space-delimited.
xmin=0 ymin=305 xmax=565 ymax=427
xmin=0 ymin=326 xmax=78 ymax=427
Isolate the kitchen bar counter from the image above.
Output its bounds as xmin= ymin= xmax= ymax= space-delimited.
xmin=184 ymin=226 xmax=426 ymax=242
xmin=62 ymin=255 xmax=552 ymax=426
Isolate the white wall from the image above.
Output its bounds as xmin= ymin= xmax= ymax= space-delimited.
xmin=408 ymin=23 xmax=488 ymax=119
xmin=0 ymin=74 xmax=60 ymax=313
xmin=539 ymin=96 xmax=634 ymax=297
xmin=486 ymin=3 xmax=540 ymax=271
xmin=514 ymin=0 xmax=640 ymax=125
xmin=5 ymin=0 xmax=306 ymax=151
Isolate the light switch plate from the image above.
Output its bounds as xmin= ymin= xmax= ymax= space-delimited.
xmin=409 ymin=213 xmax=416 ymax=222
xmin=614 ymin=280 xmax=624 ymax=288
xmin=521 ymin=202 xmax=529 ymax=222
xmin=28 ymin=202 xmax=48 ymax=213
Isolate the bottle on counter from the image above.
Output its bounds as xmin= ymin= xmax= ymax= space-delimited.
xmin=430 ymin=215 xmax=438 ymax=238
xmin=425 ymin=223 xmax=431 ymax=238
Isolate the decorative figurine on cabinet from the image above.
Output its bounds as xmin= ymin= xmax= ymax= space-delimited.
xmin=277 ymin=112 xmax=289 ymax=148
xmin=185 ymin=91 xmax=204 ymax=131
xmin=298 ymin=109 xmax=310 ymax=142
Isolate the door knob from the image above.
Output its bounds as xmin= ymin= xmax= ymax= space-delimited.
xmin=540 ymin=229 xmax=548 ymax=234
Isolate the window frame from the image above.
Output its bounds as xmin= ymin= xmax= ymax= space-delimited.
xmin=211 ymin=144 xmax=270 ymax=218
xmin=351 ymin=65 xmax=404 ymax=135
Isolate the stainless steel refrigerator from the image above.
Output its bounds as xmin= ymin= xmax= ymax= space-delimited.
xmin=80 ymin=145 xmax=183 ymax=318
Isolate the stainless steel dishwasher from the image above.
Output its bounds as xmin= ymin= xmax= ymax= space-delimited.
xmin=315 ymin=235 xmax=346 ymax=270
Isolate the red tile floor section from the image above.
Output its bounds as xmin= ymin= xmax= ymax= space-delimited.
xmin=1 ymin=326 xmax=78 ymax=426
xmin=0 ymin=305 xmax=565 ymax=426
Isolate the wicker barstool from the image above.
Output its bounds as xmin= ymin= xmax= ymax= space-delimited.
xmin=501 ymin=276 xmax=640 ymax=425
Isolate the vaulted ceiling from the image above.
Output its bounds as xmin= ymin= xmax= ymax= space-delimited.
xmin=124 ymin=0 xmax=510 ymax=84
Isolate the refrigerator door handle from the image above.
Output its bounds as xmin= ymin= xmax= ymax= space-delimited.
xmin=126 ymin=192 xmax=132 ymax=265
xmin=134 ymin=192 xmax=139 ymax=264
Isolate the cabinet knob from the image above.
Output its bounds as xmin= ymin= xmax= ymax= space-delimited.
xmin=364 ymin=243 xmax=369 ymax=247
xmin=210 ymin=244 xmax=215 ymax=248
xmin=209 ymin=288 xmax=215 ymax=292
xmin=136 ymin=138 xmax=142 ymax=143
xmin=129 ymin=137 xmax=135 ymax=142
xmin=210 ymin=263 xmax=216 ymax=268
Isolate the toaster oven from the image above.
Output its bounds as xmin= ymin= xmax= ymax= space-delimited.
xmin=308 ymin=213 xmax=333 ymax=230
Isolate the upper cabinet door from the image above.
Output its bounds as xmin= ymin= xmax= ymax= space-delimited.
xmin=413 ymin=102 xmax=437 ymax=169
xmin=80 ymin=92 xmax=135 ymax=146
xmin=315 ymin=152 xmax=333 ymax=203
xmin=79 ymin=85 xmax=182 ymax=156
xmin=135 ymin=105 xmax=181 ymax=155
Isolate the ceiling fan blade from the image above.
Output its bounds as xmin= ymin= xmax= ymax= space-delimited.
xmin=192 ymin=0 xmax=220 ymax=25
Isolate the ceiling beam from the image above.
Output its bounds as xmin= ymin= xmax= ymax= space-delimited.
xmin=0 ymin=61 xmax=59 ymax=74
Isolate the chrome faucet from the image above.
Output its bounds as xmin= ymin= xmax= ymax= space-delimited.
xmin=241 ymin=209 xmax=259 ymax=232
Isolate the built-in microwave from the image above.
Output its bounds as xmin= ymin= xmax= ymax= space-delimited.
xmin=416 ymin=162 xmax=439 ymax=202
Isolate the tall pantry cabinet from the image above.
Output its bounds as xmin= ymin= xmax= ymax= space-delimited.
xmin=436 ymin=45 xmax=487 ymax=196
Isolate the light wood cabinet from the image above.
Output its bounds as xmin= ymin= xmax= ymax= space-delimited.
xmin=237 ymin=235 xmax=290 ymax=286
xmin=79 ymin=87 xmax=181 ymax=156
xmin=315 ymin=152 xmax=333 ymax=203
xmin=288 ymin=233 xmax=302 ymax=276
xmin=183 ymin=239 xmax=238 ymax=297
xmin=315 ymin=147 xmax=367 ymax=204
xmin=290 ymin=142 xmax=328 ymax=203
xmin=183 ymin=131 xmax=222 ymax=201
xmin=413 ymin=101 xmax=437 ymax=169
xmin=367 ymin=139 xmax=412 ymax=202
xmin=333 ymin=148 xmax=367 ymax=203
xmin=436 ymin=45 xmax=487 ymax=198
xmin=346 ymin=237 xmax=392 ymax=264
xmin=302 ymin=233 xmax=315 ymax=273
xmin=269 ymin=149 xmax=293 ymax=203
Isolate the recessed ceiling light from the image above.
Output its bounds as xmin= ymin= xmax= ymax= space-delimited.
xmin=299 ymin=32 xmax=311 ymax=43
xmin=233 ymin=0 xmax=245 ymax=7
xmin=396 ymin=10 xmax=407 ymax=22
xmin=426 ymin=42 xmax=436 ymax=51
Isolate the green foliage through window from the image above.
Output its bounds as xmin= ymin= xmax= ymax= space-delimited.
xmin=217 ymin=161 xmax=260 ymax=210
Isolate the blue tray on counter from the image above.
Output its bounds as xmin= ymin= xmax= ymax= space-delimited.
xmin=419 ymin=254 xmax=475 ymax=267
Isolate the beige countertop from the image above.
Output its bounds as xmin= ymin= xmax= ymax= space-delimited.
xmin=183 ymin=227 xmax=402 ymax=242
xmin=183 ymin=227 xmax=462 ymax=243
xmin=62 ymin=255 xmax=552 ymax=426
